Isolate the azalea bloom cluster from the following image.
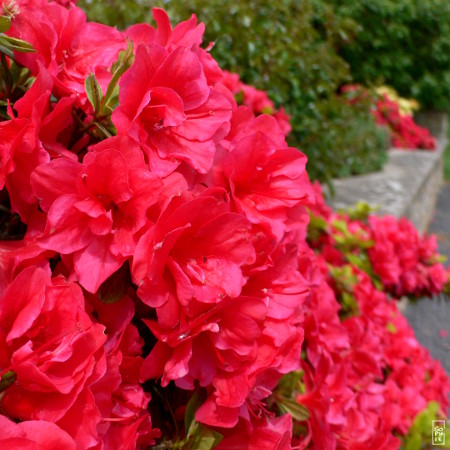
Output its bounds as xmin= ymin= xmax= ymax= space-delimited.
xmin=0 ymin=2 xmax=313 ymax=447
xmin=368 ymin=215 xmax=449 ymax=297
xmin=341 ymin=85 xmax=437 ymax=150
xmin=375 ymin=86 xmax=419 ymax=117
xmin=294 ymin=247 xmax=449 ymax=449
xmin=0 ymin=2 xmax=448 ymax=449
xmin=221 ymin=70 xmax=292 ymax=136
xmin=374 ymin=93 xmax=436 ymax=150
xmin=300 ymin=184 xmax=449 ymax=447
xmin=308 ymin=183 xmax=449 ymax=299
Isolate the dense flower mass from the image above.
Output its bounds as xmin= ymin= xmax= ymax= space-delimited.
xmin=373 ymin=93 xmax=437 ymax=150
xmin=221 ymin=70 xmax=292 ymax=136
xmin=31 ymin=135 xmax=163 ymax=292
xmin=341 ymin=84 xmax=437 ymax=150
xmin=308 ymin=183 xmax=449 ymax=300
xmin=0 ymin=2 xmax=448 ymax=449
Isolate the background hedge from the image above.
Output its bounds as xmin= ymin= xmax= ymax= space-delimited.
xmin=330 ymin=0 xmax=450 ymax=111
xmin=78 ymin=0 xmax=392 ymax=185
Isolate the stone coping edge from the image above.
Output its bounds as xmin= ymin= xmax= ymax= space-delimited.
xmin=328 ymin=138 xmax=447 ymax=233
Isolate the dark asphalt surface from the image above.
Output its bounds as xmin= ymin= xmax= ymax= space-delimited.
xmin=402 ymin=184 xmax=450 ymax=411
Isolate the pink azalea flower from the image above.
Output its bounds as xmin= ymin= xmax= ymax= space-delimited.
xmin=0 ymin=266 xmax=106 ymax=423
xmin=31 ymin=136 xmax=162 ymax=292
xmin=9 ymin=1 xmax=126 ymax=100
xmin=112 ymin=43 xmax=232 ymax=176
xmin=222 ymin=123 xmax=313 ymax=240
xmin=0 ymin=415 xmax=77 ymax=450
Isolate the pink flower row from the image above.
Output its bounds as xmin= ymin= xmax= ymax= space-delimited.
xmin=0 ymin=2 xmax=447 ymax=449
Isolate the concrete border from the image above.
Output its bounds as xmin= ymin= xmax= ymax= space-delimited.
xmin=329 ymin=137 xmax=447 ymax=233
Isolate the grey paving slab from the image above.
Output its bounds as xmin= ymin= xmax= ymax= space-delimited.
xmin=402 ymin=295 xmax=450 ymax=374
xmin=403 ymin=181 xmax=450 ymax=412
xmin=428 ymin=183 xmax=450 ymax=229
xmin=435 ymin=238 xmax=450 ymax=268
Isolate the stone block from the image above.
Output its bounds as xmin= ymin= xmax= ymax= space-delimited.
xmin=328 ymin=138 xmax=446 ymax=233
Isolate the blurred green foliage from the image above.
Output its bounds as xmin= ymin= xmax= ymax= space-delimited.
xmin=330 ymin=0 xmax=450 ymax=111
xmin=401 ymin=401 xmax=450 ymax=449
xmin=78 ymin=0 xmax=154 ymax=29
xmin=78 ymin=0 xmax=389 ymax=185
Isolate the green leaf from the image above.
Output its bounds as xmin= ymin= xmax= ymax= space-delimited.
xmin=192 ymin=426 xmax=223 ymax=450
xmin=427 ymin=254 xmax=447 ymax=264
xmin=0 ymin=52 xmax=12 ymax=91
xmin=307 ymin=211 xmax=328 ymax=242
xmin=339 ymin=291 xmax=360 ymax=318
xmin=0 ymin=42 xmax=14 ymax=58
xmin=97 ymin=262 xmax=131 ymax=304
xmin=357 ymin=239 xmax=374 ymax=250
xmin=277 ymin=370 xmax=305 ymax=398
xmin=346 ymin=252 xmax=373 ymax=273
xmin=261 ymin=105 xmax=274 ymax=114
xmin=278 ymin=397 xmax=310 ymax=421
xmin=0 ymin=35 xmax=35 ymax=52
xmin=0 ymin=17 xmax=11 ymax=33
xmin=101 ymin=103 xmax=115 ymax=117
xmin=340 ymin=201 xmax=378 ymax=221
xmin=0 ymin=370 xmax=16 ymax=392
xmin=373 ymin=277 xmax=383 ymax=290
xmin=332 ymin=219 xmax=347 ymax=234
xmin=401 ymin=401 xmax=450 ymax=449
xmin=329 ymin=264 xmax=358 ymax=290
xmin=101 ymin=40 xmax=134 ymax=114
xmin=333 ymin=234 xmax=347 ymax=245
xmin=386 ymin=322 xmax=397 ymax=333
xmin=93 ymin=121 xmax=113 ymax=138
xmin=85 ymin=73 xmax=103 ymax=116
xmin=345 ymin=253 xmax=362 ymax=267
xmin=185 ymin=389 xmax=207 ymax=436
xmin=234 ymin=90 xmax=244 ymax=105
xmin=308 ymin=212 xmax=328 ymax=231
xmin=403 ymin=431 xmax=421 ymax=450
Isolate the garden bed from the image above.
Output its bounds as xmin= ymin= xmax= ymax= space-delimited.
xmin=1 ymin=3 xmax=449 ymax=447
xmin=330 ymin=134 xmax=447 ymax=233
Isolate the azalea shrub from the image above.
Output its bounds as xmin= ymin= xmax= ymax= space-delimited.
xmin=329 ymin=0 xmax=450 ymax=111
xmin=79 ymin=0 xmax=389 ymax=185
xmin=342 ymin=85 xmax=437 ymax=150
xmin=373 ymin=94 xmax=437 ymax=150
xmin=375 ymin=86 xmax=419 ymax=117
xmin=0 ymin=2 xmax=449 ymax=449
xmin=308 ymin=186 xmax=449 ymax=300
xmin=221 ymin=70 xmax=291 ymax=136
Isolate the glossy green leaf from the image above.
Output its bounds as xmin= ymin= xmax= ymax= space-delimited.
xmin=0 ymin=17 xmax=11 ymax=33
xmin=85 ymin=73 xmax=103 ymax=115
xmin=195 ymin=428 xmax=223 ymax=450
xmin=185 ymin=389 xmax=207 ymax=436
xmin=101 ymin=40 xmax=134 ymax=113
xmin=277 ymin=370 xmax=305 ymax=398
xmin=278 ymin=397 xmax=310 ymax=421
xmin=0 ymin=370 xmax=16 ymax=392
xmin=98 ymin=262 xmax=131 ymax=304
xmin=0 ymin=35 xmax=35 ymax=52
xmin=386 ymin=322 xmax=397 ymax=334
xmin=0 ymin=43 xmax=13 ymax=58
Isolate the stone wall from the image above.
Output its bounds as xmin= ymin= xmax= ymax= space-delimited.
xmin=329 ymin=113 xmax=447 ymax=233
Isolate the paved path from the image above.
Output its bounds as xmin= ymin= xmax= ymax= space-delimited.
xmin=428 ymin=183 xmax=450 ymax=265
xmin=402 ymin=183 xmax=450 ymax=411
